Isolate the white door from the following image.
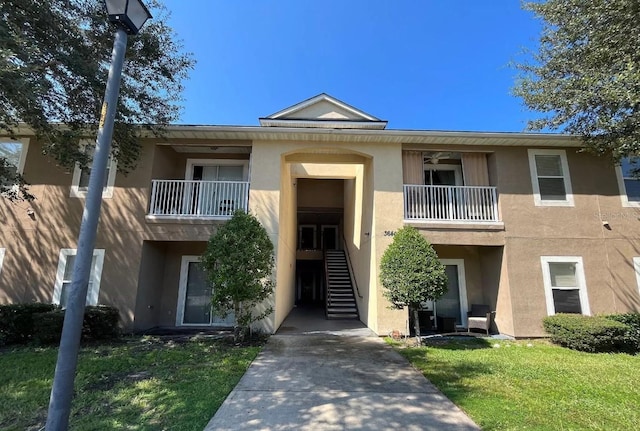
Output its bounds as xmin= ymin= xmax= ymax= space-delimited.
xmin=177 ymin=256 xmax=234 ymax=326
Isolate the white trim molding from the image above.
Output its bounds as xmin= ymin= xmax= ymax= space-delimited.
xmin=53 ymin=248 xmax=105 ymax=306
xmin=527 ymin=149 xmax=574 ymax=207
xmin=540 ymin=256 xmax=590 ymax=316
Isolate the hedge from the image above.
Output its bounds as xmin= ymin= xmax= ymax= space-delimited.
xmin=1 ymin=303 xmax=120 ymax=346
xmin=605 ymin=313 xmax=640 ymax=354
xmin=543 ymin=313 xmax=628 ymax=353
xmin=0 ymin=303 xmax=57 ymax=345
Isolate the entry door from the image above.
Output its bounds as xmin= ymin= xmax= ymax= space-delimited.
xmin=177 ymin=256 xmax=234 ymax=326
xmin=423 ymin=260 xmax=468 ymax=328
xmin=321 ymin=225 xmax=339 ymax=250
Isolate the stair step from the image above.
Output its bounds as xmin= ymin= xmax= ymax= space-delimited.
xmin=328 ymin=307 xmax=357 ymax=314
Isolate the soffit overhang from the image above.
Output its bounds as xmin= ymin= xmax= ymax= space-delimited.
xmin=158 ymin=125 xmax=583 ymax=148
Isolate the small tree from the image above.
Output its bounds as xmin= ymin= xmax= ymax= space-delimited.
xmin=201 ymin=210 xmax=275 ymax=341
xmin=380 ymin=226 xmax=448 ymax=345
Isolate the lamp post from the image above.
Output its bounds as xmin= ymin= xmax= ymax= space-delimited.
xmin=45 ymin=1 xmax=151 ymax=430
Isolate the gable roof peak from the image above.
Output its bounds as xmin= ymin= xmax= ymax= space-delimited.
xmin=259 ymin=93 xmax=387 ymax=130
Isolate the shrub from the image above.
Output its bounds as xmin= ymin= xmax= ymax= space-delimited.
xmin=83 ymin=305 xmax=120 ymax=341
xmin=1 ymin=303 xmax=120 ymax=346
xmin=32 ymin=309 xmax=65 ymax=344
xmin=543 ymin=314 xmax=628 ymax=353
xmin=605 ymin=313 xmax=640 ymax=353
xmin=0 ymin=303 xmax=57 ymax=345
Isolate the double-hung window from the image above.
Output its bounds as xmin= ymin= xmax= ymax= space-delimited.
xmin=528 ymin=149 xmax=574 ymax=206
xmin=53 ymin=249 xmax=105 ymax=307
xmin=70 ymin=141 xmax=117 ymax=198
xmin=541 ymin=256 xmax=590 ymax=315
xmin=616 ymin=157 xmax=640 ymax=206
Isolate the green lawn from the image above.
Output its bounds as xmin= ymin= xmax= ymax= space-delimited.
xmin=0 ymin=336 xmax=261 ymax=431
xmin=392 ymin=337 xmax=640 ymax=431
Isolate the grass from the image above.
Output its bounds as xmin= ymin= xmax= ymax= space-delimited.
xmin=0 ymin=336 xmax=262 ymax=431
xmin=391 ymin=337 xmax=640 ymax=431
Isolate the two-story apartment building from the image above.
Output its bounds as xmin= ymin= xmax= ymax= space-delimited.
xmin=1 ymin=94 xmax=640 ymax=337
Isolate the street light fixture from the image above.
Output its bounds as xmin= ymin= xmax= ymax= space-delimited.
xmin=106 ymin=0 xmax=152 ymax=34
xmin=45 ymin=1 xmax=151 ymax=430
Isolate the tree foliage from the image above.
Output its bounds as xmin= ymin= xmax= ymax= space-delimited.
xmin=201 ymin=211 xmax=275 ymax=340
xmin=380 ymin=226 xmax=447 ymax=343
xmin=514 ymin=0 xmax=640 ymax=161
xmin=0 ymin=0 xmax=194 ymax=176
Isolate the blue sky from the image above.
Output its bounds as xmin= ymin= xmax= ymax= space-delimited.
xmin=162 ymin=1 xmax=542 ymax=132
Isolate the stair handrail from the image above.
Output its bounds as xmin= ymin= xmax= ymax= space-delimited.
xmin=342 ymin=236 xmax=364 ymax=299
xmin=323 ymin=249 xmax=330 ymax=319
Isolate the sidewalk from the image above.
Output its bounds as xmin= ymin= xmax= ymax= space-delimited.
xmin=204 ymin=329 xmax=480 ymax=430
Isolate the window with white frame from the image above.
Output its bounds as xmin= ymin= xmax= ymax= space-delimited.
xmin=0 ymin=138 xmax=29 ymax=184
xmin=633 ymin=257 xmax=640 ymax=297
xmin=528 ymin=149 xmax=574 ymax=206
xmin=70 ymin=142 xmax=117 ymax=198
xmin=541 ymin=256 xmax=590 ymax=315
xmin=0 ymin=248 xmax=5 ymax=275
xmin=616 ymin=157 xmax=640 ymax=206
xmin=53 ymin=249 xmax=105 ymax=307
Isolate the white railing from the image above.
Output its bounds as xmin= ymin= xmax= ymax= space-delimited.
xmin=403 ymin=185 xmax=499 ymax=222
xmin=149 ymin=180 xmax=249 ymax=217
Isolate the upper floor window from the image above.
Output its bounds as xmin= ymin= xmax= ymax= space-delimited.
xmin=541 ymin=256 xmax=590 ymax=316
xmin=616 ymin=157 xmax=640 ymax=207
xmin=70 ymin=141 xmax=117 ymax=199
xmin=527 ymin=149 xmax=574 ymax=206
xmin=0 ymin=138 xmax=29 ymax=178
xmin=0 ymin=248 xmax=5 ymax=275
xmin=53 ymin=248 xmax=105 ymax=307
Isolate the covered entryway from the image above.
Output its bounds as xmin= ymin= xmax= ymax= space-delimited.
xmin=272 ymin=149 xmax=374 ymax=331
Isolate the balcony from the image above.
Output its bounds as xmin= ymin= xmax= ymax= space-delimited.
xmin=403 ymin=184 xmax=499 ymax=223
xmin=148 ymin=180 xmax=249 ymax=218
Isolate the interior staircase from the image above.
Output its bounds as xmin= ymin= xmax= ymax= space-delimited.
xmin=325 ymin=250 xmax=359 ymax=319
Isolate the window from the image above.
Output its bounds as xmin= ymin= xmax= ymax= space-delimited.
xmin=616 ymin=157 xmax=640 ymax=206
xmin=53 ymin=249 xmax=105 ymax=307
xmin=528 ymin=149 xmax=574 ymax=206
xmin=298 ymin=225 xmax=317 ymax=249
xmin=0 ymin=138 xmax=29 ymax=185
xmin=70 ymin=142 xmax=117 ymax=198
xmin=633 ymin=257 xmax=640 ymax=297
xmin=423 ymin=164 xmax=463 ymax=186
xmin=541 ymin=256 xmax=590 ymax=315
xmin=0 ymin=248 xmax=5 ymax=275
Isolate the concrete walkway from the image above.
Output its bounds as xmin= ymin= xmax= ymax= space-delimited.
xmin=204 ymin=310 xmax=480 ymax=430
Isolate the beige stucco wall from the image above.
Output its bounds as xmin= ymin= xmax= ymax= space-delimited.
xmin=3 ymin=133 xmax=640 ymax=338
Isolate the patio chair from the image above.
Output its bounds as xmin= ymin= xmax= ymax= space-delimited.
xmin=467 ymin=304 xmax=494 ymax=335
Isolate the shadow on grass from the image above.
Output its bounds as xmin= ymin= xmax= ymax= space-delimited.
xmin=0 ymin=337 xmax=262 ymax=431
xmin=420 ymin=335 xmax=493 ymax=350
